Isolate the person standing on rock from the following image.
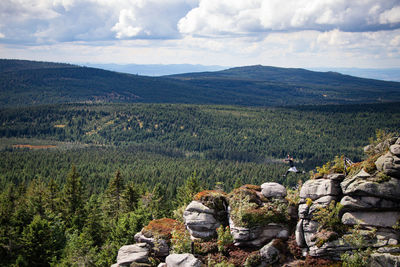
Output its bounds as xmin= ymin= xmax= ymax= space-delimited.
xmin=283 ymin=154 xmax=305 ymax=177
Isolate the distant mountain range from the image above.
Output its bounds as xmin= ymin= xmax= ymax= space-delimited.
xmin=81 ymin=63 xmax=227 ymax=76
xmin=1 ymin=59 xmax=400 ymax=107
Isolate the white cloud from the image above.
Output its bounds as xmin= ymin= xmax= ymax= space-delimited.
xmin=111 ymin=0 xmax=196 ymax=39
xmin=0 ymin=0 xmax=399 ymax=68
xmin=178 ymin=0 xmax=400 ymax=36
xmin=379 ymin=6 xmax=400 ymax=24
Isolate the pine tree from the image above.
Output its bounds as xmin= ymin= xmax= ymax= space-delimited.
xmin=175 ymin=171 xmax=202 ymax=208
xmin=46 ymin=178 xmax=60 ymax=215
xmin=20 ymin=215 xmax=65 ymax=266
xmin=104 ymin=170 xmax=125 ymax=219
xmin=62 ymin=165 xmax=85 ymax=230
xmin=121 ymin=181 xmax=140 ymax=213
xmin=83 ymin=195 xmax=104 ymax=247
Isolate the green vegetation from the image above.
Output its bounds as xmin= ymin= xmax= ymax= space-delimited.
xmin=0 ymin=101 xmax=399 ymax=265
xmin=341 ymin=225 xmax=374 ymax=267
xmin=2 ymin=59 xmax=400 ymax=107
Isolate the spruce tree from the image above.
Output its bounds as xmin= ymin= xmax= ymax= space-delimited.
xmin=104 ymin=170 xmax=125 ymax=219
xmin=62 ymin=165 xmax=85 ymax=230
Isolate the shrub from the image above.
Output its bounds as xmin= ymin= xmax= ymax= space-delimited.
xmin=286 ymin=182 xmax=301 ymax=206
xmin=142 ymin=218 xmax=183 ymax=240
xmin=217 ymin=226 xmax=234 ymax=253
xmin=341 ymin=224 xmax=374 ymax=267
xmin=207 ymin=257 xmax=235 ymax=267
xmin=287 ymin=234 xmax=303 ymax=259
xmin=313 ymin=201 xmax=345 ymax=234
xmin=170 ymin=228 xmax=192 ymax=254
xmin=297 ymin=256 xmax=342 ymax=267
xmin=194 ymin=190 xmax=228 ymax=211
xmin=243 ymin=251 xmax=262 ymax=267
xmin=229 ymin=194 xmax=289 ymax=228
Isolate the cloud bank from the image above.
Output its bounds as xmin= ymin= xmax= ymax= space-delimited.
xmin=0 ymin=0 xmax=399 ymax=68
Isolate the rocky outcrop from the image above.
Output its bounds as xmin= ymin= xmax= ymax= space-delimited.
xmin=261 ymin=182 xmax=287 ymax=198
xmin=295 ymin=136 xmax=400 ymax=263
xmin=259 ymin=240 xmax=280 ymax=265
xmin=183 ymin=200 xmax=223 ymax=239
xmin=113 ymin=243 xmax=150 ymax=267
xmin=228 ymin=185 xmax=290 ymax=248
xmin=134 ymin=218 xmax=183 ymax=257
xmin=111 ymin=136 xmax=400 ymax=267
xmin=165 ymin=253 xmax=202 ymax=267
xmin=230 ymin=219 xmax=289 ymax=247
xmin=296 ymin=173 xmax=344 ymax=251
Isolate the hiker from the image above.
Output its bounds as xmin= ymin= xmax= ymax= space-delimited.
xmin=283 ymin=154 xmax=305 ymax=177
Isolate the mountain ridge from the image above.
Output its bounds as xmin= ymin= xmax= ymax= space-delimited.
xmin=1 ymin=59 xmax=400 ymax=107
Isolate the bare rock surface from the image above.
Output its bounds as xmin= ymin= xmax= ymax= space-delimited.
xmin=261 ymin=182 xmax=287 ymax=198
xmin=342 ymin=211 xmax=400 ymax=228
xmin=260 ymin=240 xmax=280 ymax=265
xmin=300 ymin=179 xmax=341 ymax=200
xmin=165 ymin=253 xmax=202 ymax=267
xmin=116 ymin=243 xmax=150 ymax=266
xmin=183 ymin=201 xmax=221 ymax=239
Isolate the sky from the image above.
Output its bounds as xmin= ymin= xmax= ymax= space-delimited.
xmin=1 ymin=0 xmax=400 ymax=69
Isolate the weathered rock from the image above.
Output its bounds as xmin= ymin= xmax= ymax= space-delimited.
xmin=302 ymin=220 xmax=319 ymax=247
xmin=341 ymin=195 xmax=400 ymax=211
xmin=134 ymin=232 xmax=169 ymax=257
xmin=369 ymin=253 xmax=400 ymax=267
xmin=260 ymin=240 xmax=280 ymax=265
xmin=295 ymin=220 xmax=306 ymax=248
xmin=341 ymin=176 xmax=400 ymax=200
xmin=165 ymin=253 xmax=201 ymax=267
xmin=298 ymin=204 xmax=309 ymax=219
xmin=390 ymin=144 xmax=400 ymax=156
xmin=230 ymin=220 xmax=289 ymax=247
xmin=308 ymin=238 xmax=353 ymax=259
xmin=377 ymin=246 xmax=400 ymax=253
xmin=356 ymin=169 xmax=372 ymax=178
xmin=116 ymin=243 xmax=150 ymax=266
xmin=261 ymin=182 xmax=287 ymax=198
xmin=342 ymin=211 xmax=400 ymax=227
xmin=183 ymin=201 xmax=221 ymax=239
xmin=300 ymin=179 xmax=341 ymax=200
xmin=376 ymin=152 xmax=400 ymax=178
xmin=327 ymin=173 xmax=345 ymax=181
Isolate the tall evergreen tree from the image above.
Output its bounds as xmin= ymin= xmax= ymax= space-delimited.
xmin=175 ymin=171 xmax=202 ymax=208
xmin=62 ymin=165 xmax=85 ymax=230
xmin=104 ymin=170 xmax=125 ymax=219
xmin=121 ymin=181 xmax=140 ymax=213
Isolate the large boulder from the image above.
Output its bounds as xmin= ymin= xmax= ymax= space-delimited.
xmin=165 ymin=253 xmax=202 ymax=267
xmin=341 ymin=195 xmax=400 ymax=211
xmin=300 ymin=179 xmax=341 ymax=201
xmin=375 ymin=151 xmax=400 ymax=178
xmin=115 ymin=243 xmax=150 ymax=266
xmin=260 ymin=240 xmax=280 ymax=265
xmin=261 ymin=182 xmax=287 ymax=198
xmin=135 ymin=218 xmax=183 ymax=257
xmin=341 ymin=211 xmax=400 ymax=228
xmin=341 ymin=176 xmax=400 ymax=201
xmin=230 ymin=220 xmax=289 ymax=247
xmin=369 ymin=253 xmax=400 ymax=267
xmin=183 ymin=201 xmax=221 ymax=239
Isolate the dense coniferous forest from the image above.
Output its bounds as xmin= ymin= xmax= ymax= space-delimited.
xmin=1 ymin=102 xmax=400 ymax=266
xmin=2 ymin=59 xmax=400 ymax=107
xmin=1 ymin=59 xmax=400 ymax=266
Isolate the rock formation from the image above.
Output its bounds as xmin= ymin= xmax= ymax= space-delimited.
xmin=112 ymin=136 xmax=400 ymax=266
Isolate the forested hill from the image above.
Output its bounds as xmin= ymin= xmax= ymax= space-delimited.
xmin=166 ymin=65 xmax=400 ymax=105
xmin=2 ymin=59 xmax=400 ymax=107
